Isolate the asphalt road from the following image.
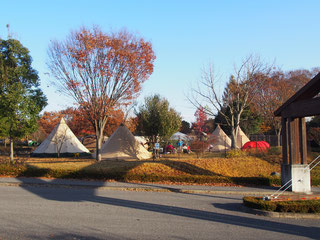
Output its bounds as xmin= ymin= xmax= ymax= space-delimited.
xmin=0 ymin=183 xmax=319 ymax=240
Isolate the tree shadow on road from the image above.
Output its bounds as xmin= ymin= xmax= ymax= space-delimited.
xmin=15 ymin=176 xmax=320 ymax=240
xmin=130 ymin=182 xmax=240 ymax=200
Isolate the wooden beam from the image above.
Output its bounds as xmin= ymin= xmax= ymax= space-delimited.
xmin=281 ymin=97 xmax=320 ymax=118
xmin=275 ymin=72 xmax=320 ymax=116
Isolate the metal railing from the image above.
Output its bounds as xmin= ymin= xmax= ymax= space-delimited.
xmin=264 ymin=154 xmax=320 ymax=200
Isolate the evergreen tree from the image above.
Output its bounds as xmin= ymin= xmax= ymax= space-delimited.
xmin=136 ymin=94 xmax=181 ymax=149
xmin=215 ymin=104 xmax=262 ymax=136
xmin=0 ymin=38 xmax=47 ymax=162
xmin=180 ymin=120 xmax=191 ymax=134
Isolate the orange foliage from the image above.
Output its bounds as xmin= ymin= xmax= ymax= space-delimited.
xmin=103 ymin=109 xmax=138 ymax=136
xmin=193 ymin=107 xmax=207 ymax=134
xmin=104 ymin=109 xmax=124 ymax=136
xmin=48 ymin=26 xmax=155 ymax=160
xmin=126 ymin=117 xmax=138 ymax=133
xmin=62 ymin=107 xmax=94 ymax=137
xmin=39 ymin=111 xmax=63 ymax=135
xmin=252 ymin=68 xmax=319 ymax=134
xmin=39 ymin=107 xmax=95 ymax=137
xmin=39 ymin=107 xmax=133 ymax=138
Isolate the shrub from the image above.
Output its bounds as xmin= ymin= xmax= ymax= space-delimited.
xmin=246 ymin=146 xmax=282 ymax=158
xmin=0 ymin=163 xmax=27 ymax=176
xmin=243 ymin=196 xmax=277 ymax=211
xmin=243 ymin=196 xmax=320 ymax=213
xmin=267 ymin=146 xmax=282 ymax=155
xmin=226 ymin=149 xmax=248 ymax=158
xmin=190 ymin=140 xmax=210 ymax=158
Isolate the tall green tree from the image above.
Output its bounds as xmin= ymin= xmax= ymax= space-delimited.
xmin=136 ymin=94 xmax=181 ymax=149
xmin=0 ymin=38 xmax=47 ymax=162
xmin=180 ymin=120 xmax=191 ymax=134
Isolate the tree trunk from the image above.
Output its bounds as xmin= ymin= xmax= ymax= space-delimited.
xmin=231 ymin=130 xmax=237 ymax=149
xmin=10 ymin=138 xmax=14 ymax=163
xmin=95 ymin=132 xmax=103 ymax=161
xmin=56 ymin=142 xmax=60 ymax=158
xmin=93 ymin=117 xmax=107 ymax=161
xmin=230 ymin=115 xmax=236 ymax=149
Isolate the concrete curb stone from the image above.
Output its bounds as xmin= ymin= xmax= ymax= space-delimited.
xmin=241 ymin=205 xmax=320 ymax=219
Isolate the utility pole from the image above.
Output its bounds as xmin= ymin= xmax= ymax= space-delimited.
xmin=6 ymin=24 xmax=11 ymax=39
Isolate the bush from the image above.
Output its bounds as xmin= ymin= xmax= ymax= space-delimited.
xmin=0 ymin=163 xmax=27 ymax=176
xmin=267 ymin=146 xmax=282 ymax=155
xmin=243 ymin=196 xmax=320 ymax=213
xmin=190 ymin=140 xmax=210 ymax=158
xmin=246 ymin=146 xmax=282 ymax=158
xmin=226 ymin=149 xmax=248 ymax=158
xmin=243 ymin=196 xmax=277 ymax=211
xmin=231 ymin=176 xmax=280 ymax=186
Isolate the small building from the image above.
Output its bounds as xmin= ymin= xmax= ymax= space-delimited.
xmin=275 ymin=72 xmax=320 ymax=193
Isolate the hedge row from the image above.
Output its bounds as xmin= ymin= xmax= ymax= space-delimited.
xmin=243 ymin=196 xmax=320 ymax=213
xmin=0 ymin=163 xmax=282 ymax=186
xmin=0 ymin=163 xmax=317 ymax=187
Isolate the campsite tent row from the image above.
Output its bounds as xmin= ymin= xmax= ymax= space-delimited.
xmin=32 ymin=118 xmax=249 ymax=159
xmin=171 ymin=125 xmax=249 ymax=152
xmin=32 ymin=118 xmax=151 ymax=160
xmin=209 ymin=125 xmax=250 ymax=151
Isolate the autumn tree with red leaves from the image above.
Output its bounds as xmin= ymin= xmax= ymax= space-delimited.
xmin=47 ymin=26 xmax=155 ymax=160
xmin=39 ymin=111 xmax=62 ymax=135
xmin=39 ymin=107 xmax=130 ymax=139
xmin=193 ymin=107 xmax=207 ymax=135
xmin=39 ymin=108 xmax=94 ymax=137
xmin=62 ymin=107 xmax=94 ymax=137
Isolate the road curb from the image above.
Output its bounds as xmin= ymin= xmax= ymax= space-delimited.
xmin=241 ymin=205 xmax=320 ymax=219
xmin=0 ymin=181 xmax=276 ymax=195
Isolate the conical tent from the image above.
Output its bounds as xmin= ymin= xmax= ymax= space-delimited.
xmin=210 ymin=125 xmax=231 ymax=151
xmin=32 ymin=118 xmax=90 ymax=157
xmin=93 ymin=124 xmax=151 ymax=160
xmin=236 ymin=126 xmax=250 ymax=148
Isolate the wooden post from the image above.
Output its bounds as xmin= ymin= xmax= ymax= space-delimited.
xmin=289 ymin=118 xmax=300 ymax=164
xmin=299 ymin=117 xmax=308 ymax=165
xmin=281 ymin=118 xmax=289 ymax=165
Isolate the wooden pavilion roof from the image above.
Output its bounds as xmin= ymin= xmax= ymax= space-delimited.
xmin=274 ymin=72 xmax=320 ymax=118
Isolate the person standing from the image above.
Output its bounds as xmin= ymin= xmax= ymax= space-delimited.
xmin=176 ymin=137 xmax=183 ymax=153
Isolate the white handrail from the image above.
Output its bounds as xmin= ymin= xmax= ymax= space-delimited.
xmin=264 ymin=153 xmax=320 ymax=200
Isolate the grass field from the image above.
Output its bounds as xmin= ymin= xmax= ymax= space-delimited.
xmin=0 ymin=149 xmax=319 ymax=186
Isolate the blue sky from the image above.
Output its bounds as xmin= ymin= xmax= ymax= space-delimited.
xmin=1 ymin=0 xmax=319 ymax=122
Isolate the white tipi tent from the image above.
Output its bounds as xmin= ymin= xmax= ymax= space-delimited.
xmin=32 ymin=118 xmax=90 ymax=157
xmin=236 ymin=126 xmax=250 ymax=148
xmin=93 ymin=124 xmax=151 ymax=160
xmin=210 ymin=125 xmax=231 ymax=151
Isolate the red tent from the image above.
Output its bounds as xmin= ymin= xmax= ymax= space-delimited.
xmin=242 ymin=141 xmax=270 ymax=152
